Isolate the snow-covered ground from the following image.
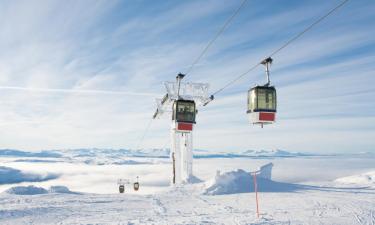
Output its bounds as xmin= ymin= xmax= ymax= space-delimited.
xmin=335 ymin=171 xmax=375 ymax=187
xmin=1 ymin=183 xmax=374 ymax=225
xmin=0 ymin=149 xmax=374 ymax=224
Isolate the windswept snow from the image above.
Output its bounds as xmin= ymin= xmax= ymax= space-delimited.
xmin=335 ymin=171 xmax=375 ymax=186
xmin=204 ymin=163 xmax=274 ymax=195
xmin=204 ymin=169 xmax=257 ymax=195
xmin=204 ymin=164 xmax=302 ymax=195
xmin=257 ymin=162 xmax=273 ymax=179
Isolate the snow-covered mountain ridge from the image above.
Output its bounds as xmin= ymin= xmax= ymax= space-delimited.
xmin=0 ymin=148 xmax=350 ymax=160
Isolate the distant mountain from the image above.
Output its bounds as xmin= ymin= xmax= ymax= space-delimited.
xmin=3 ymin=148 xmax=371 ymax=165
xmin=0 ymin=149 xmax=62 ymax=158
xmin=0 ymin=148 xmax=319 ymax=160
xmin=193 ymin=149 xmax=316 ymax=158
xmin=59 ymin=148 xmax=171 ymax=158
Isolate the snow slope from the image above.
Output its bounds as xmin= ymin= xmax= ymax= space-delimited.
xmin=0 ymin=182 xmax=374 ymax=224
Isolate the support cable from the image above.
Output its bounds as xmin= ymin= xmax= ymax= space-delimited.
xmin=135 ymin=0 xmax=248 ymax=148
xmin=185 ymin=0 xmax=249 ymax=76
xmin=135 ymin=118 xmax=153 ymax=150
xmin=205 ymin=0 xmax=350 ymax=104
xmin=268 ymin=0 xmax=349 ymax=58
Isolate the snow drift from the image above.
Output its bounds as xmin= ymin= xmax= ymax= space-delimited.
xmin=48 ymin=186 xmax=75 ymax=194
xmin=204 ymin=163 xmax=301 ymax=195
xmin=4 ymin=185 xmax=75 ymax=195
xmin=5 ymin=185 xmax=48 ymax=195
xmin=0 ymin=166 xmax=59 ymax=184
xmin=335 ymin=171 xmax=375 ymax=186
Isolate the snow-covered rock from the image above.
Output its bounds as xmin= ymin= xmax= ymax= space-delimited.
xmin=335 ymin=171 xmax=375 ymax=186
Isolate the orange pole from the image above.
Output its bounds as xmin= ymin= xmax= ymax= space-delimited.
xmin=253 ymin=173 xmax=260 ymax=218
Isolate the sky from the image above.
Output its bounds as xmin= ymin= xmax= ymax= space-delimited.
xmin=0 ymin=0 xmax=374 ymax=153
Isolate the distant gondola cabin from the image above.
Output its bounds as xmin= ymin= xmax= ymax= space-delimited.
xmin=119 ymin=185 xmax=125 ymax=193
xmin=247 ymin=86 xmax=277 ymax=125
xmin=134 ymin=182 xmax=139 ymax=191
xmin=172 ymin=100 xmax=196 ymax=132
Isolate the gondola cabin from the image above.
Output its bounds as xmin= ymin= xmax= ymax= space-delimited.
xmin=172 ymin=100 xmax=196 ymax=132
xmin=119 ymin=184 xmax=125 ymax=193
xmin=247 ymin=86 xmax=277 ymax=125
xmin=133 ymin=182 xmax=139 ymax=191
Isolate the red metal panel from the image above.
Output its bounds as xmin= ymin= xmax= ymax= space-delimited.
xmin=177 ymin=123 xmax=193 ymax=131
xmin=259 ymin=112 xmax=275 ymax=121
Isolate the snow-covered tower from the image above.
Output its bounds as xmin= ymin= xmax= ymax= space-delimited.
xmin=153 ymin=74 xmax=210 ymax=184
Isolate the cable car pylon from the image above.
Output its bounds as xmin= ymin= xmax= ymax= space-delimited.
xmin=153 ymin=73 xmax=210 ymax=185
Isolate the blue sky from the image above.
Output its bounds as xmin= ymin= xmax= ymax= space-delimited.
xmin=0 ymin=0 xmax=374 ymax=153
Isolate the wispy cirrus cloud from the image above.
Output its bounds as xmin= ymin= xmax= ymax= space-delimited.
xmin=0 ymin=0 xmax=374 ymax=152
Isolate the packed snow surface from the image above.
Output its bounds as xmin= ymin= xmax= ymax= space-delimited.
xmin=1 ymin=181 xmax=374 ymax=224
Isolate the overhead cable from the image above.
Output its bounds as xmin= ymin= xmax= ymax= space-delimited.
xmin=141 ymin=1 xmax=249 ymax=148
xmin=205 ymin=0 xmax=350 ymax=104
xmin=135 ymin=118 xmax=153 ymax=150
xmin=185 ymin=0 xmax=249 ymax=75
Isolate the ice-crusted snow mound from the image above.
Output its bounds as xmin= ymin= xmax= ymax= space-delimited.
xmin=4 ymin=185 xmax=75 ymax=195
xmin=335 ymin=171 xmax=375 ymax=186
xmin=204 ymin=163 xmax=301 ymax=195
xmin=0 ymin=166 xmax=59 ymax=184
xmin=204 ymin=169 xmax=255 ymax=195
